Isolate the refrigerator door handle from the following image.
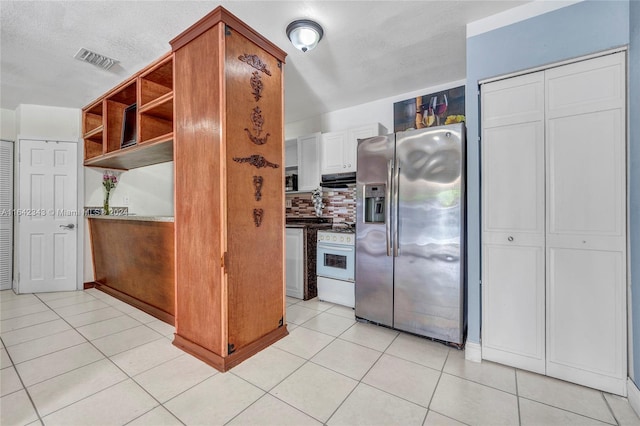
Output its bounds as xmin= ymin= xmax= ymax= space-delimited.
xmin=386 ymin=159 xmax=393 ymax=257
xmin=393 ymin=162 xmax=400 ymax=257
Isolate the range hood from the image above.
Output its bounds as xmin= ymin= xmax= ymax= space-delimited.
xmin=320 ymin=172 xmax=356 ymax=188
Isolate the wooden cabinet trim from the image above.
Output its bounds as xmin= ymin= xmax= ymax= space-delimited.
xmin=169 ymin=6 xmax=286 ymax=63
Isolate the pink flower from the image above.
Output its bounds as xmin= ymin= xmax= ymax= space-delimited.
xmin=102 ymin=172 xmax=118 ymax=192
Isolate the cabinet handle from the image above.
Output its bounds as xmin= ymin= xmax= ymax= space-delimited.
xmin=508 ymin=236 xmax=514 ymax=242
xmin=343 ymin=165 xmax=346 ymax=168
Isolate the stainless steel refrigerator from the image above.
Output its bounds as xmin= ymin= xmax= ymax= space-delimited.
xmin=355 ymin=123 xmax=466 ymax=345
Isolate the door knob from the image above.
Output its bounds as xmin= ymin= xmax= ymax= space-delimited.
xmin=60 ymin=224 xmax=75 ymax=230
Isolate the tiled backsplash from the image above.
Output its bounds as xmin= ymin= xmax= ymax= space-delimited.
xmin=286 ymin=186 xmax=356 ymax=224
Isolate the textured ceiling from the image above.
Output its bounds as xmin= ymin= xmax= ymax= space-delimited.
xmin=0 ymin=1 xmax=529 ymax=124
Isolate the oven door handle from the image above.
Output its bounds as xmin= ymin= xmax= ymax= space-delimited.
xmin=317 ymin=244 xmax=354 ymax=252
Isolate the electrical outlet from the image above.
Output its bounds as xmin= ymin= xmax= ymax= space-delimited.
xmin=123 ymin=195 xmax=130 ymax=206
xmin=285 ymin=199 xmax=292 ymax=208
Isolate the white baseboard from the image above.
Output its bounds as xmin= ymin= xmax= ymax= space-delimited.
xmin=465 ymin=341 xmax=482 ymax=363
xmin=628 ymin=378 xmax=640 ymax=419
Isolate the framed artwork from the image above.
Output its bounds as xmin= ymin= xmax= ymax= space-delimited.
xmin=393 ymin=85 xmax=465 ymax=133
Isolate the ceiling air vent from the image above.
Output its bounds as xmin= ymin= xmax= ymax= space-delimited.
xmin=73 ymin=48 xmax=118 ymax=70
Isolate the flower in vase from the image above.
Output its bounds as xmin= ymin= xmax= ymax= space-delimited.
xmin=102 ymin=171 xmax=118 ymax=214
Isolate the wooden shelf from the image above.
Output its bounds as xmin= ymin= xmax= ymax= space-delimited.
xmin=82 ymin=53 xmax=174 ymax=169
xmin=139 ymin=93 xmax=173 ymax=143
xmin=84 ymin=125 xmax=104 ymax=140
xmin=140 ymin=56 xmax=173 ymax=108
xmin=139 ymin=92 xmax=173 ymax=117
xmin=84 ymin=135 xmax=173 ymax=170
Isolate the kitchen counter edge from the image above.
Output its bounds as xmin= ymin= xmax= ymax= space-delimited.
xmin=88 ymin=215 xmax=175 ymax=223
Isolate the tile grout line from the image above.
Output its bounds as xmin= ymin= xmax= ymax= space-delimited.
xmin=25 ymin=291 xmax=173 ymax=423
xmin=274 ymin=309 xmax=460 ymax=424
xmin=422 ymin=346 xmax=449 ymax=424
xmin=0 ymin=335 xmax=45 ymax=426
xmin=515 ymin=367 xmax=522 ymax=425
xmin=518 ymin=395 xmax=621 ymax=425
xmin=322 ymin=344 xmax=388 ymax=424
xmin=600 ymin=391 xmax=622 ymax=426
xmin=223 ymin=319 xmax=340 ymax=425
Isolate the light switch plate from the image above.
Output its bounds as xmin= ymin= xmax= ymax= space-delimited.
xmin=285 ymin=199 xmax=292 ymax=208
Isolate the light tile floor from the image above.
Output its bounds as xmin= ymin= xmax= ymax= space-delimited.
xmin=1 ymin=289 xmax=639 ymax=426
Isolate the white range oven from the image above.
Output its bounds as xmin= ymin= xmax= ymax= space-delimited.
xmin=316 ymin=230 xmax=355 ymax=307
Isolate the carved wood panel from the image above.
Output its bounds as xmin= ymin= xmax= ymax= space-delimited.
xmin=225 ymin=28 xmax=284 ymax=350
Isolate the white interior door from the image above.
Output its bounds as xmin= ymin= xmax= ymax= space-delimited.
xmin=545 ymin=52 xmax=626 ymax=395
xmin=0 ymin=140 xmax=14 ymax=290
xmin=17 ymin=139 xmax=78 ymax=293
xmin=481 ymin=72 xmax=546 ymax=373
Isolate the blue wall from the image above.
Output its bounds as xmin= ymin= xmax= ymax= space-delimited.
xmin=465 ymin=0 xmax=635 ymax=380
xmin=630 ymin=0 xmax=639 ymax=383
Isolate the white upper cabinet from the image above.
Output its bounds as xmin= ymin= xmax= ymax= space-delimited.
xmin=297 ymin=132 xmax=321 ymax=191
xmin=285 ymin=139 xmax=298 ymax=168
xmin=320 ymin=123 xmax=387 ymax=175
xmin=320 ymin=131 xmax=347 ymax=175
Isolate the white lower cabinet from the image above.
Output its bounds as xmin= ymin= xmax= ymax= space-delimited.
xmin=481 ymin=52 xmax=627 ymax=395
xmin=285 ymin=228 xmax=304 ymax=299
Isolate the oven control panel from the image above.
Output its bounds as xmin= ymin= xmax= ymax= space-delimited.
xmin=317 ymin=231 xmax=354 ymax=246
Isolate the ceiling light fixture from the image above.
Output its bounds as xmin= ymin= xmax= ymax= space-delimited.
xmin=73 ymin=48 xmax=118 ymax=70
xmin=286 ymin=19 xmax=324 ymax=53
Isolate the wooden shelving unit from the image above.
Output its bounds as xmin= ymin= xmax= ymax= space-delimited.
xmin=83 ymin=101 xmax=104 ymax=161
xmin=139 ymin=56 xmax=173 ymax=144
xmin=82 ymin=7 xmax=288 ymax=373
xmin=82 ymin=53 xmax=174 ymax=170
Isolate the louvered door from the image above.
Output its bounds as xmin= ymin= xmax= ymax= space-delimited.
xmin=0 ymin=140 xmax=13 ymax=290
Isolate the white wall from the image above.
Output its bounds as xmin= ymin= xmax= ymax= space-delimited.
xmin=16 ymin=104 xmax=81 ymax=141
xmin=1 ymin=108 xmax=17 ymax=141
xmin=284 ymin=78 xmax=466 ymax=139
xmin=84 ymin=163 xmax=174 ymax=216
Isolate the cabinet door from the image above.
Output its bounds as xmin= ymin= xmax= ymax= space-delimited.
xmin=320 ymin=131 xmax=347 ymax=175
xmin=545 ymin=52 xmax=626 ymax=395
xmin=297 ymin=133 xmax=321 ymax=191
xmin=285 ymin=228 xmax=304 ymax=299
xmin=285 ymin=139 xmax=298 ymax=168
xmin=481 ymin=71 xmax=546 ymax=373
xmin=347 ymin=124 xmax=383 ymax=173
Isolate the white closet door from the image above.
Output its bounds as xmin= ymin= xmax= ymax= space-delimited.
xmin=0 ymin=140 xmax=13 ymax=290
xmin=481 ymin=72 xmax=546 ymax=373
xmin=545 ymin=52 xmax=626 ymax=395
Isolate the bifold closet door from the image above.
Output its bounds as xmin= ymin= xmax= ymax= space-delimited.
xmin=545 ymin=52 xmax=626 ymax=395
xmin=481 ymin=52 xmax=627 ymax=396
xmin=481 ymin=72 xmax=546 ymax=373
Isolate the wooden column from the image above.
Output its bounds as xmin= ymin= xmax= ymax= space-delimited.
xmin=171 ymin=6 xmax=287 ymax=371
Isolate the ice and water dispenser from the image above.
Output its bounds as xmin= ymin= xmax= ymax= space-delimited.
xmin=363 ymin=184 xmax=386 ymax=223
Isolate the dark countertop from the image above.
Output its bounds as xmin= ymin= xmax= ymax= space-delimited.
xmin=286 ymin=217 xmax=333 ymax=229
